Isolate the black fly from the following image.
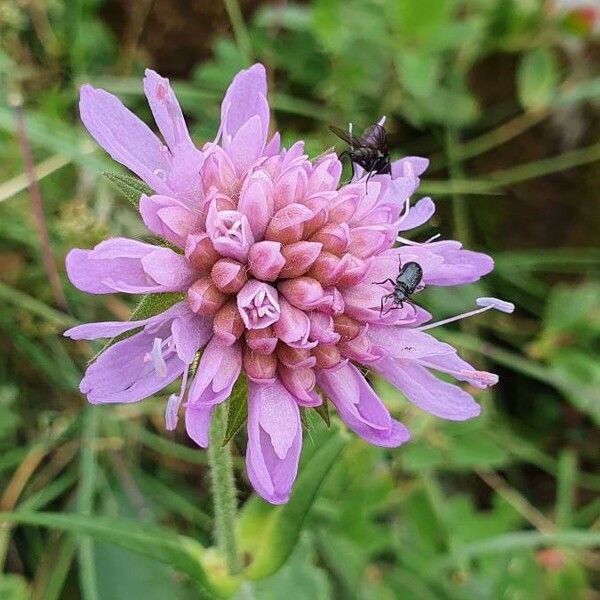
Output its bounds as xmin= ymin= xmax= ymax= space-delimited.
xmin=329 ymin=122 xmax=391 ymax=185
xmin=374 ymin=259 xmax=423 ymax=316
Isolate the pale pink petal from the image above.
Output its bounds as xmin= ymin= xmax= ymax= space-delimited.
xmin=317 ymin=363 xmax=410 ymax=447
xmin=64 ymin=301 xmax=189 ymax=340
xmin=398 ymin=197 xmax=436 ymax=232
xmin=143 ymin=69 xmax=195 ymax=152
xmin=391 ymin=156 xmax=429 ymax=178
xmin=238 ymin=172 xmax=274 ymax=239
xmin=79 ymin=85 xmax=171 ymax=194
xmin=221 ymin=63 xmax=269 ymax=145
xmin=226 ymin=115 xmax=265 ymax=175
xmin=372 ymin=358 xmax=481 ymax=421
xmin=139 ymin=194 xmax=200 ymax=248
xmin=66 ymin=238 xmax=194 ymax=295
xmin=246 ymin=380 xmax=301 ymax=504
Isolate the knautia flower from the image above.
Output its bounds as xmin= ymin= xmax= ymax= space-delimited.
xmin=65 ymin=64 xmax=513 ymax=504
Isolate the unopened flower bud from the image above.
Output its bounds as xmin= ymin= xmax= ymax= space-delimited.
xmin=185 ymin=233 xmax=219 ymax=272
xmin=264 ymin=203 xmax=313 ymax=245
xmin=309 ymin=223 xmax=350 ymax=256
xmin=313 ymin=344 xmax=342 ymax=369
xmin=278 ymin=364 xmax=318 ymax=406
xmin=187 ymin=277 xmax=227 ymax=316
xmin=243 ymin=347 xmax=277 ymax=384
xmin=333 ymin=314 xmax=361 ymax=342
xmin=213 ymin=301 xmax=245 ymax=345
xmin=211 ymin=258 xmax=247 ymax=293
xmin=279 ymin=241 xmax=322 ymax=279
xmin=245 ymin=326 xmax=278 ymax=355
xmin=277 ymin=344 xmax=316 ymax=369
xmin=248 ymin=241 xmax=285 ymax=281
xmin=339 ymin=330 xmax=382 ymax=363
xmin=278 ymin=276 xmax=326 ymax=311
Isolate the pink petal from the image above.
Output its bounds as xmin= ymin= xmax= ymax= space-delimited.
xmin=396 ymin=242 xmax=494 ymax=286
xmin=391 ymin=156 xmax=429 ymax=178
xmin=66 ymin=238 xmax=194 ymax=295
xmin=64 ymin=301 xmax=189 ymax=340
xmin=187 ymin=338 xmax=242 ymax=407
xmin=397 ymin=197 xmax=436 ymax=232
xmin=79 ymin=85 xmax=171 ymax=194
xmin=143 ymin=70 xmax=195 ymax=152
xmin=80 ymin=324 xmax=186 ymax=404
xmin=226 ymin=115 xmax=265 ymax=175
xmin=221 ymin=63 xmax=269 ymax=145
xmin=185 ymin=405 xmax=214 ymax=448
xmin=317 ymin=362 xmax=410 ymax=447
xmin=238 ymin=172 xmax=275 ymax=240
xmin=372 ymin=358 xmax=481 ymax=421
xmin=139 ymin=194 xmax=199 ymax=248
xmin=246 ymin=380 xmax=301 ymax=504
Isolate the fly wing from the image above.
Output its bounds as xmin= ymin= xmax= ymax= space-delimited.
xmin=329 ymin=125 xmax=362 ymax=148
xmin=359 ymin=123 xmax=387 ymax=151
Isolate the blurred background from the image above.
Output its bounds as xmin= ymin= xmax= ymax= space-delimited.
xmin=1 ymin=0 xmax=600 ymax=598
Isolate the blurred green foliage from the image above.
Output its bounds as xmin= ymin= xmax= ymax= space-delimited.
xmin=1 ymin=0 xmax=600 ymax=598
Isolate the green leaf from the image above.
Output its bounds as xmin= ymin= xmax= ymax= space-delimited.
xmin=0 ymin=574 xmax=29 ymax=600
xmin=246 ymin=535 xmax=331 ymax=600
xmin=433 ymin=530 xmax=600 ymax=570
xmin=95 ymin=543 xmax=197 ymax=600
xmin=0 ymin=512 xmax=237 ymax=598
xmin=223 ymin=376 xmax=248 ymax=446
xmin=556 ymin=450 xmax=578 ymax=529
xmin=102 ymin=171 xmax=153 ymax=207
xmin=242 ymin=426 xmax=348 ymax=580
xmin=517 ymin=47 xmax=559 ymax=109
xmin=397 ymin=51 xmax=440 ymax=98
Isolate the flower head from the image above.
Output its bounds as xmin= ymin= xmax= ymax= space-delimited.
xmin=65 ymin=64 xmax=510 ymax=504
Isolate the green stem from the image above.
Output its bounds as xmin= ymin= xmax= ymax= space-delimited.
xmin=223 ymin=0 xmax=253 ymax=65
xmin=208 ymin=403 xmax=241 ymax=574
xmin=445 ymin=127 xmax=471 ymax=247
xmin=78 ymin=406 xmax=99 ymax=600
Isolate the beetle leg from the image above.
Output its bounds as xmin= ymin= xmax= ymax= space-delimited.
xmin=380 ymin=293 xmax=393 ymax=317
xmin=372 ymin=278 xmax=395 ymax=286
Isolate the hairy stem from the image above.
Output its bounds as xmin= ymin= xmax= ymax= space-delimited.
xmin=208 ymin=403 xmax=241 ymax=574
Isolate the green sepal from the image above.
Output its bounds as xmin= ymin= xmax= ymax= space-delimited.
xmin=313 ymin=396 xmax=331 ymax=427
xmin=222 ymin=375 xmax=248 ymax=446
xmin=103 ymin=171 xmax=153 ymax=207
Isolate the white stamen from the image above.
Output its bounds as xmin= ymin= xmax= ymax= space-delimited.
xmin=396 ymin=197 xmax=411 ymax=225
xmin=165 ymin=394 xmax=180 ymax=431
xmin=396 ymin=232 xmax=440 ymax=245
xmin=165 ymin=365 xmax=189 ymax=431
xmin=476 ymin=297 xmax=515 ymax=313
xmin=148 ymin=337 xmax=167 ymax=377
xmin=417 ymin=297 xmax=514 ymax=332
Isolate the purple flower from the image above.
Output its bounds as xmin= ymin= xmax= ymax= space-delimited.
xmin=65 ymin=64 xmax=512 ymax=505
